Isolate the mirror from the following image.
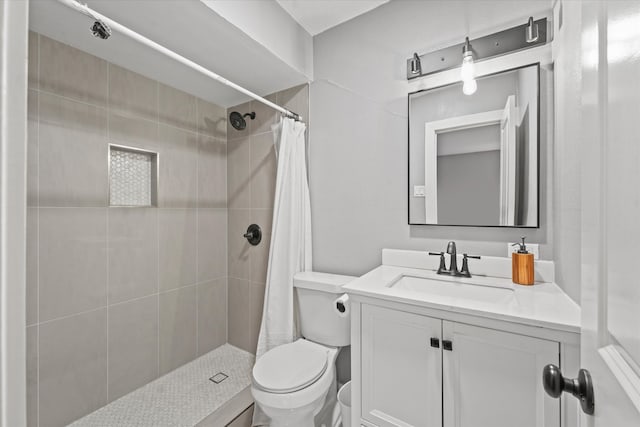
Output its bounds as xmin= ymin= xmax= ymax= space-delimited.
xmin=408 ymin=63 xmax=539 ymax=227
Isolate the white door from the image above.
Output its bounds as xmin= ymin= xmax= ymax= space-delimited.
xmin=424 ymin=110 xmax=503 ymax=224
xmin=499 ymin=95 xmax=517 ymax=226
xmin=360 ymin=305 xmax=442 ymax=427
xmin=442 ymin=321 xmax=559 ymax=427
xmin=578 ymin=1 xmax=640 ymax=425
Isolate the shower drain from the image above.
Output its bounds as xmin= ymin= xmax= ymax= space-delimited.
xmin=209 ymin=372 xmax=229 ymax=384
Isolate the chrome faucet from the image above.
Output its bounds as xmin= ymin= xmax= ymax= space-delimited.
xmin=429 ymin=241 xmax=481 ymax=277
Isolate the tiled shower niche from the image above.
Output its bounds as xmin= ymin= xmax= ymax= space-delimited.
xmin=109 ymin=145 xmax=158 ymax=207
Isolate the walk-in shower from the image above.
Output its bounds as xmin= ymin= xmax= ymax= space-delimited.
xmin=25 ymin=1 xmax=308 ymax=426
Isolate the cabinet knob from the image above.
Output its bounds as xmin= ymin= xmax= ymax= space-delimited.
xmin=442 ymin=340 xmax=453 ymax=351
xmin=542 ymin=364 xmax=594 ymax=415
xmin=430 ymin=338 xmax=440 ymax=348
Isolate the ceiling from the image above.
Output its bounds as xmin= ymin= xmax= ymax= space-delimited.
xmin=29 ymin=0 xmax=309 ymax=108
xmin=276 ymin=0 xmax=390 ymax=35
xmin=28 ymin=0 xmax=391 ymax=107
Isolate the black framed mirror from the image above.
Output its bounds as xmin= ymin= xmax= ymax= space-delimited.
xmin=408 ymin=63 xmax=540 ymax=227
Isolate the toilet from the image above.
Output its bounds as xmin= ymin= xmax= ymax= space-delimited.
xmin=251 ymin=272 xmax=355 ymax=427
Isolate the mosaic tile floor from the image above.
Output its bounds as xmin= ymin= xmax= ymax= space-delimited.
xmin=70 ymin=344 xmax=255 ymax=427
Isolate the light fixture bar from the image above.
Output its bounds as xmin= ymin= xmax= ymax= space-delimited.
xmin=406 ymin=17 xmax=547 ymax=80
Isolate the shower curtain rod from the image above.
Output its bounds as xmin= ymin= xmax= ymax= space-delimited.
xmin=56 ymin=0 xmax=303 ymax=121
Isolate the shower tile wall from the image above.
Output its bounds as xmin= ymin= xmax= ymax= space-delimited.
xmin=26 ymin=32 xmax=228 ymax=427
xmin=226 ymin=84 xmax=309 ymax=354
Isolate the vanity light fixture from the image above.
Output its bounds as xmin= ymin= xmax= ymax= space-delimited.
xmin=526 ymin=16 xmax=539 ymax=43
xmin=460 ymin=37 xmax=477 ymax=95
xmin=406 ymin=16 xmax=547 ymax=80
xmin=410 ymin=52 xmax=422 ymax=75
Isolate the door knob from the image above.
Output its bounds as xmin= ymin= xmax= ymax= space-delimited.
xmin=243 ymin=224 xmax=262 ymax=246
xmin=542 ymin=364 xmax=594 ymax=415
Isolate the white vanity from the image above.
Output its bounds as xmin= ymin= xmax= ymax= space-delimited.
xmin=344 ymin=249 xmax=580 ymax=427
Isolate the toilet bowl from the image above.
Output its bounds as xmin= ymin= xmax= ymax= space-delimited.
xmin=251 ymin=272 xmax=355 ymax=427
xmin=251 ymin=339 xmax=339 ymax=427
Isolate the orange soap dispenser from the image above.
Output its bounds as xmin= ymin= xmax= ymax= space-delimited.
xmin=512 ymin=237 xmax=535 ymax=285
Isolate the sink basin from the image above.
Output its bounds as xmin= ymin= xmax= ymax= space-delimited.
xmin=388 ymin=274 xmax=515 ymax=305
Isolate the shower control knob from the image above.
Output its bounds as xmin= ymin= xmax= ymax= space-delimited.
xmin=243 ymin=224 xmax=262 ymax=246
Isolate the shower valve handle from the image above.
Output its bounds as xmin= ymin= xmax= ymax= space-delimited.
xmin=243 ymin=224 xmax=262 ymax=246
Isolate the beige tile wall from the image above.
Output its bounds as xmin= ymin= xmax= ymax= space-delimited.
xmin=26 ymin=33 xmax=228 ymax=427
xmin=226 ymin=85 xmax=309 ymax=354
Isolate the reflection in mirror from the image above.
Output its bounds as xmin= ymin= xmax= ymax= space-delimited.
xmin=409 ymin=64 xmax=539 ymax=227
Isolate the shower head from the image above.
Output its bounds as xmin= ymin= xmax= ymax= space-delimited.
xmin=229 ymin=111 xmax=256 ymax=131
xmin=91 ymin=20 xmax=111 ymax=39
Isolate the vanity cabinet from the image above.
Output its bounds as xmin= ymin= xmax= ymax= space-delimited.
xmin=442 ymin=321 xmax=559 ymax=427
xmin=359 ymin=304 xmax=560 ymax=427
xmin=361 ymin=305 xmax=442 ymax=427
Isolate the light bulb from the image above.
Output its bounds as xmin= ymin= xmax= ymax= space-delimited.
xmin=410 ymin=52 xmax=421 ymax=75
xmin=461 ymin=51 xmax=475 ymax=82
xmin=463 ymin=79 xmax=477 ymax=95
xmin=526 ymin=17 xmax=539 ymax=43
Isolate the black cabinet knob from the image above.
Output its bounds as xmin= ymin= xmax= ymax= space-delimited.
xmin=542 ymin=364 xmax=594 ymax=415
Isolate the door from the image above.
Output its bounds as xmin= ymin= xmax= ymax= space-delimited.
xmin=499 ymin=95 xmax=517 ymax=226
xmin=579 ymin=1 xmax=640 ymax=425
xmin=361 ymin=305 xmax=442 ymax=427
xmin=424 ymin=110 xmax=503 ymax=224
xmin=442 ymin=321 xmax=559 ymax=427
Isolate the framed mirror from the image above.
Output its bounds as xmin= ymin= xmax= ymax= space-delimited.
xmin=408 ymin=63 xmax=540 ymax=227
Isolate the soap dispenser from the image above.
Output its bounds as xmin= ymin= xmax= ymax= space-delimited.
xmin=512 ymin=237 xmax=534 ymax=285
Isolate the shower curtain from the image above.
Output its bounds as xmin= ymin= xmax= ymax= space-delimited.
xmin=256 ymin=117 xmax=311 ymax=357
xmin=253 ymin=117 xmax=311 ymax=425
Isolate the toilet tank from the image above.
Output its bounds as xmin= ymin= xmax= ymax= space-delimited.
xmin=294 ymin=272 xmax=356 ymax=347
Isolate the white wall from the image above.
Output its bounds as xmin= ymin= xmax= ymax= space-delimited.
xmin=437 ymin=149 xmax=501 ymax=226
xmin=201 ymin=0 xmax=313 ymax=80
xmin=309 ymin=0 xmax=555 ymax=279
xmin=0 ymin=0 xmax=29 ymax=425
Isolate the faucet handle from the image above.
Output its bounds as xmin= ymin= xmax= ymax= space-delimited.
xmin=428 ymin=252 xmax=447 ymax=274
xmin=460 ymin=253 xmax=481 ymax=277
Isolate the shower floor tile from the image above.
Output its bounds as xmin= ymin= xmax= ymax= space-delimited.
xmin=70 ymin=344 xmax=255 ymax=427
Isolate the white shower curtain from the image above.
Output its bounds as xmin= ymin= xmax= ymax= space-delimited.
xmin=253 ymin=117 xmax=311 ymax=424
xmin=253 ymin=117 xmax=312 ymax=424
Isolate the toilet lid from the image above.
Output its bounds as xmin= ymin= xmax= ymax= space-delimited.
xmin=252 ymin=340 xmax=328 ymax=394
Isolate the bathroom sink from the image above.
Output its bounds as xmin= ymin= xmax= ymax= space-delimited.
xmin=388 ymin=274 xmax=515 ymax=304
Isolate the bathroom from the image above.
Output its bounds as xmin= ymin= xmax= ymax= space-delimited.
xmin=1 ymin=0 xmax=639 ymax=426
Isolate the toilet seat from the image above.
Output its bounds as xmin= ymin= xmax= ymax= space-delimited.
xmin=253 ymin=340 xmax=329 ymax=394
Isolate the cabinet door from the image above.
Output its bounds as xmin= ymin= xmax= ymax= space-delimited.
xmin=442 ymin=321 xmax=559 ymax=427
xmin=361 ymin=305 xmax=442 ymax=427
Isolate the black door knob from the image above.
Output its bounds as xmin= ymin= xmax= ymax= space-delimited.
xmin=542 ymin=364 xmax=595 ymax=415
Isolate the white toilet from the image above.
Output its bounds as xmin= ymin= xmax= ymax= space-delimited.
xmin=251 ymin=272 xmax=354 ymax=427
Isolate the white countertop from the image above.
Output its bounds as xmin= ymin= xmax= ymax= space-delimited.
xmin=343 ymin=263 xmax=581 ymax=334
